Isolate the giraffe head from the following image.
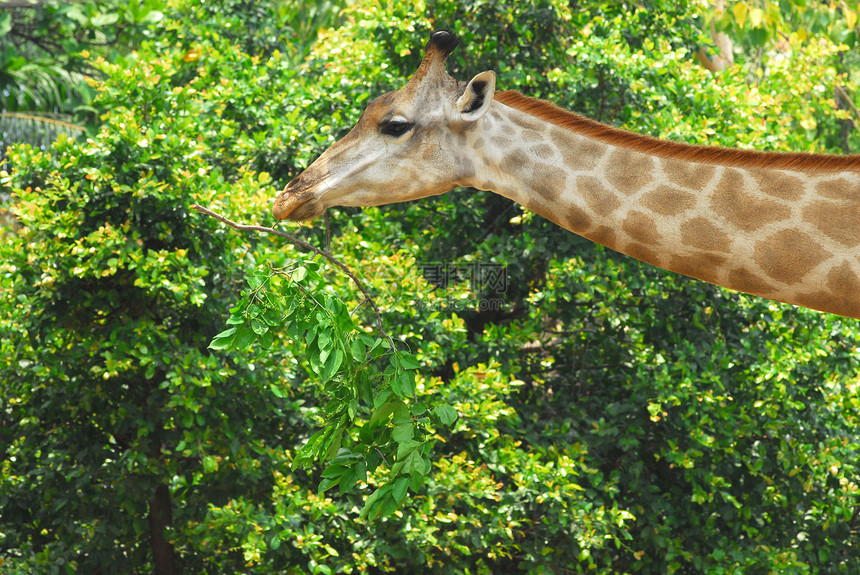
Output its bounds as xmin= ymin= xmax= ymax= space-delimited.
xmin=273 ymin=30 xmax=496 ymax=221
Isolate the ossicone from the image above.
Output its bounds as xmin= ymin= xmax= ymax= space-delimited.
xmin=427 ymin=30 xmax=458 ymax=57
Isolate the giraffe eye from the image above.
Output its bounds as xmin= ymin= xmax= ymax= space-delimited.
xmin=380 ymin=120 xmax=414 ymax=137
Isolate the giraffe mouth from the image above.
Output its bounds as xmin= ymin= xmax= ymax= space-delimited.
xmin=272 ymin=189 xmax=322 ymax=221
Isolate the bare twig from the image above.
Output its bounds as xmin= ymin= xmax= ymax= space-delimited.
xmin=351 ymin=298 xmax=370 ymax=315
xmin=190 ymin=203 xmax=391 ymax=342
xmin=374 ymin=446 xmax=389 ymax=466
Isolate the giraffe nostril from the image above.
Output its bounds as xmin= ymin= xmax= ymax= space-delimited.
xmin=284 ymin=171 xmax=322 ymax=194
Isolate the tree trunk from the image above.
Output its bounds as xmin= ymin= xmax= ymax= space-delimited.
xmin=149 ymin=483 xmax=178 ymax=575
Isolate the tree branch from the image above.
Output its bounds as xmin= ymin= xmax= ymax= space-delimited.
xmin=190 ymin=203 xmax=390 ymax=342
xmin=697 ymin=0 xmax=734 ymax=73
xmin=835 ymin=85 xmax=860 ymax=125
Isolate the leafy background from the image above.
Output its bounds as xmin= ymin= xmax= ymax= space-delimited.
xmin=1 ymin=0 xmax=859 ymax=573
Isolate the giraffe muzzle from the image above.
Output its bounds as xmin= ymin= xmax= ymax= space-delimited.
xmin=273 ymin=172 xmax=325 ymax=221
xmin=272 ymin=188 xmax=318 ymax=221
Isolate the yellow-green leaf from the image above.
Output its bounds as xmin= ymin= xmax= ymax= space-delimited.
xmin=749 ymin=7 xmax=764 ymax=28
xmin=845 ymin=7 xmax=858 ymax=29
xmin=733 ymin=2 xmax=748 ymax=28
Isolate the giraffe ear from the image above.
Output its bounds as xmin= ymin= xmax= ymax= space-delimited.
xmin=455 ymin=71 xmax=496 ymax=122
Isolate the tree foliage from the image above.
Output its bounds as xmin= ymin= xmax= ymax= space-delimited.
xmin=0 ymin=0 xmax=165 ymax=166
xmin=1 ymin=0 xmax=859 ymax=573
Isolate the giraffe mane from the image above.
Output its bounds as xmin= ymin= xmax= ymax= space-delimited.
xmin=494 ymin=90 xmax=860 ymax=172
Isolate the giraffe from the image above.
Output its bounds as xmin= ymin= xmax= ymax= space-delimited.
xmin=273 ymin=30 xmax=860 ymax=319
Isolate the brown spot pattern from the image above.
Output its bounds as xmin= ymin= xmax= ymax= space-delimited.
xmin=531 ymin=163 xmax=567 ymax=202
xmin=532 ymin=143 xmax=555 ymax=160
xmin=816 ymin=178 xmax=860 ymax=201
xmin=494 ymin=136 xmax=514 ymax=151
xmin=680 ymin=217 xmax=732 ymax=253
xmin=550 ymin=129 xmax=607 ymax=172
xmin=669 ymin=253 xmax=727 ymax=284
xmin=578 ymin=175 xmax=621 ymax=216
xmin=753 ymin=229 xmax=832 ymax=285
xmin=606 ymin=149 xmax=655 ymax=196
xmin=502 ymin=149 xmax=530 ymax=179
xmin=753 ymin=170 xmax=805 ymax=201
xmin=523 ymin=130 xmax=544 ymax=143
xmin=662 ymin=158 xmax=716 ymax=190
xmin=802 ymin=200 xmax=860 ymax=247
xmin=622 ymin=211 xmax=661 ymax=245
xmin=515 ymin=113 xmax=551 ymax=137
xmin=641 ymin=185 xmax=697 ymax=216
xmin=710 ymin=168 xmax=791 ymax=232
xmin=796 ymin=289 xmax=859 ymax=318
xmin=588 ymin=225 xmax=617 ymax=248
xmin=728 ymin=267 xmax=774 ymax=296
xmin=814 ymin=263 xmax=860 ymax=318
xmin=562 ymin=204 xmax=593 ymax=232
xmin=827 ymin=261 xmax=860 ymax=295
xmin=623 ymin=243 xmax=661 ymax=266
xmin=458 ymin=157 xmax=476 ymax=180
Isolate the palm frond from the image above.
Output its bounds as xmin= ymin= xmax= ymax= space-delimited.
xmin=0 ymin=111 xmax=85 ymax=168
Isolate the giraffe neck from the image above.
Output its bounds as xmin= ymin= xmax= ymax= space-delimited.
xmin=463 ymin=93 xmax=860 ymax=318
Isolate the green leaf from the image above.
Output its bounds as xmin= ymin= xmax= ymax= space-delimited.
xmin=90 ymin=12 xmax=120 ymax=27
xmin=247 ymin=274 xmax=265 ymax=290
xmin=391 ymin=476 xmax=409 ymax=504
xmin=433 ymin=404 xmax=459 ymax=426
xmin=338 ymin=464 xmax=362 ymax=494
xmin=392 ymin=422 xmax=413 ymax=443
xmin=369 ymin=398 xmax=400 ymax=427
xmin=261 ymin=307 xmax=281 ymax=326
xmin=395 ymin=440 xmax=422 ymax=461
xmin=321 ymin=464 xmax=346 ymax=479
xmin=397 ymin=352 xmax=421 ymax=370
xmin=392 ymin=403 xmax=411 ymax=425
xmin=233 ymin=325 xmax=256 ymax=349
xmin=202 ymin=455 xmax=218 ymax=473
xmin=250 ymin=318 xmax=268 ymax=336
xmin=322 ymin=348 xmax=344 ymax=382
xmin=258 ymin=330 xmax=274 ymax=349
xmin=349 ymin=338 xmax=365 ymax=361
xmin=398 ymin=371 xmax=416 ymax=397
xmin=390 ymin=371 xmax=404 ymax=396
xmin=0 ymin=13 xmax=11 ymax=36
xmin=292 ymin=266 xmax=307 ymax=282
xmin=402 ymin=451 xmax=426 ymax=476
xmin=208 ymin=327 xmax=237 ymax=350
xmin=269 ymin=382 xmax=285 ymax=398
xmin=65 ymin=6 xmax=87 ymax=24
xmin=409 ymin=472 xmax=425 ymax=492
xmin=318 ymin=328 xmax=333 ymax=351
xmin=318 ymin=476 xmax=340 ymax=494
xmin=142 ymin=10 xmax=164 ymax=24
xmin=360 ymin=484 xmax=391 ymax=521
